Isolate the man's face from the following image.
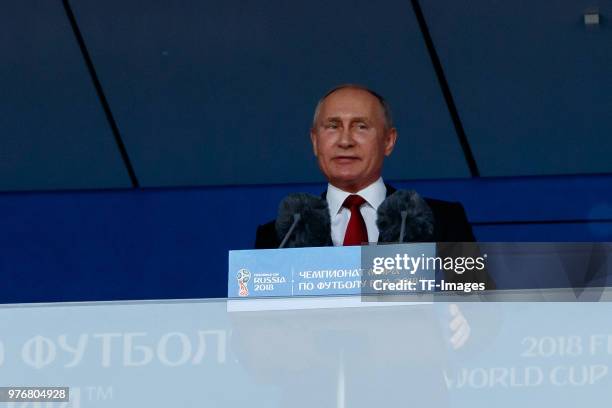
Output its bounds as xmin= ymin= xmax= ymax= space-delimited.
xmin=310 ymin=88 xmax=397 ymax=193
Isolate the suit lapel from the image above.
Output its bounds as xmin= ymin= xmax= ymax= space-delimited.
xmin=379 ymin=183 xmax=396 ymax=242
xmin=384 ymin=183 xmax=396 ymax=197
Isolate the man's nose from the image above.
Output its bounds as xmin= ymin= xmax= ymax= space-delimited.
xmin=337 ymin=127 xmax=355 ymax=148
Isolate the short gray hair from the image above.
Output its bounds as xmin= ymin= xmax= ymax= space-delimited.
xmin=311 ymin=84 xmax=394 ymax=130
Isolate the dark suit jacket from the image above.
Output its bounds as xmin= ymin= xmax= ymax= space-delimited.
xmin=255 ymin=184 xmax=495 ymax=288
xmin=255 ymin=184 xmax=476 ymax=247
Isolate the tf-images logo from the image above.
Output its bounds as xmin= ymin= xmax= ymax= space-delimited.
xmin=236 ymin=268 xmax=251 ymax=297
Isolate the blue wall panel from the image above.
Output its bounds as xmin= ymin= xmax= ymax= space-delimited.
xmin=0 ymin=1 xmax=131 ymax=191
xmin=70 ymin=0 xmax=469 ymax=187
xmin=392 ymin=174 xmax=612 ymax=223
xmin=420 ymin=0 xmax=612 ymax=176
xmin=1 ymin=174 xmax=610 ymax=303
xmin=474 ymin=222 xmax=612 ymax=242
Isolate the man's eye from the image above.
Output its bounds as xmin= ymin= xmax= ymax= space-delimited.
xmin=356 ymin=123 xmax=368 ymax=129
xmin=325 ymin=124 xmax=338 ymax=129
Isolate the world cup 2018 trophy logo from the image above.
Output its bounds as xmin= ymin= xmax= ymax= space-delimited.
xmin=236 ymin=268 xmax=251 ymax=297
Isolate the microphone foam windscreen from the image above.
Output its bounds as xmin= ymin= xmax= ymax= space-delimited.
xmin=275 ymin=193 xmax=331 ymax=247
xmin=377 ymin=190 xmax=434 ymax=242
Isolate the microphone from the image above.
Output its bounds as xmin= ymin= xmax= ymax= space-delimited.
xmin=275 ymin=193 xmax=331 ymax=248
xmin=376 ymin=190 xmax=434 ymax=243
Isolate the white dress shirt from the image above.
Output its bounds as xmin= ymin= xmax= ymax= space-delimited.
xmin=326 ymin=177 xmax=387 ymax=246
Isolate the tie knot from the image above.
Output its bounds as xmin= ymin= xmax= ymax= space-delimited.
xmin=342 ymin=194 xmax=366 ymax=210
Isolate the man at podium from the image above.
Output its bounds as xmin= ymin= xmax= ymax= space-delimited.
xmin=255 ymin=84 xmax=478 ymax=248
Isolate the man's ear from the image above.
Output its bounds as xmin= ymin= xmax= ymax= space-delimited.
xmin=310 ymin=129 xmax=319 ymax=156
xmin=384 ymin=128 xmax=398 ymax=156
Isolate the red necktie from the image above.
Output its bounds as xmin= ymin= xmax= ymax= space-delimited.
xmin=342 ymin=195 xmax=368 ymax=246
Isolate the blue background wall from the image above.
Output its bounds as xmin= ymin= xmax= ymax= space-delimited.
xmin=1 ymin=0 xmax=611 ymax=302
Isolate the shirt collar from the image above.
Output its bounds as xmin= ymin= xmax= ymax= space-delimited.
xmin=326 ymin=177 xmax=387 ymax=215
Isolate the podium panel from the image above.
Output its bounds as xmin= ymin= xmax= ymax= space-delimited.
xmin=4 ymin=243 xmax=612 ymax=406
xmin=3 ymin=294 xmax=612 ymax=407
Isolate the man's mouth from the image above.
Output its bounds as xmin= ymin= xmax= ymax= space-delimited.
xmin=332 ymin=156 xmax=360 ymax=164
